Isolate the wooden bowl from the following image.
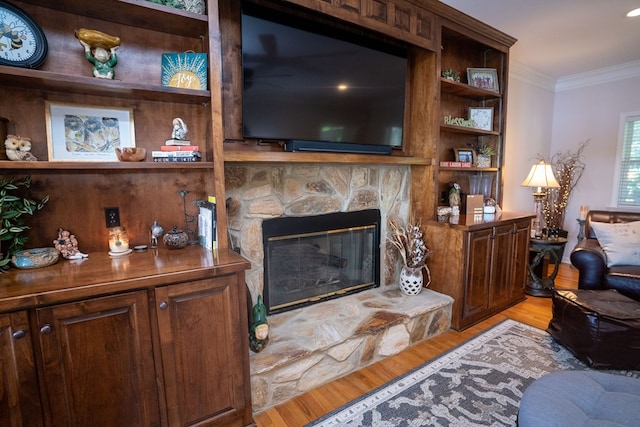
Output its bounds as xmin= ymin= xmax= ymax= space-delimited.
xmin=11 ymin=247 xmax=60 ymax=269
xmin=115 ymin=147 xmax=146 ymax=162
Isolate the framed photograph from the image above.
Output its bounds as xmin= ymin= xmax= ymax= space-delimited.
xmin=467 ymin=68 xmax=499 ymax=93
xmin=45 ymin=102 xmax=135 ymax=161
xmin=468 ymin=107 xmax=494 ymax=131
xmin=454 ymin=148 xmax=475 ymax=164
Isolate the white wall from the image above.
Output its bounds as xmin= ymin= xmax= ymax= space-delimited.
xmin=502 ymin=61 xmax=640 ymax=261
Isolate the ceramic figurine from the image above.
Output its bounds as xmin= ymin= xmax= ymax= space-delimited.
xmin=249 ymin=295 xmax=269 ymax=353
xmin=171 ymin=118 xmax=188 ymax=140
xmin=54 ymin=228 xmax=88 ymax=259
xmin=449 ymin=182 xmax=461 ymax=216
xmin=75 ymin=28 xmax=120 ymax=79
xmin=4 ymin=135 xmax=37 ymax=161
xmin=150 ymin=220 xmax=163 ymax=248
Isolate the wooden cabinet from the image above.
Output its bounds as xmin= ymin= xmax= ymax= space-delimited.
xmin=0 ymin=311 xmax=42 ymax=427
xmin=155 ymin=275 xmax=252 ymax=426
xmin=426 ymin=213 xmax=532 ymax=330
xmin=35 ymin=291 xmax=160 ymax=426
xmin=0 ymin=247 xmax=253 ymax=427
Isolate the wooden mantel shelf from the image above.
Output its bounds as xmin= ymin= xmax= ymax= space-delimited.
xmin=223 ymin=150 xmax=433 ymax=165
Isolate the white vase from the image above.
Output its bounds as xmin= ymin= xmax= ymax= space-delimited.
xmin=399 ymin=265 xmax=423 ymax=295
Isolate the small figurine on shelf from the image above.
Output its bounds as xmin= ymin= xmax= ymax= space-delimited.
xmin=4 ymin=135 xmax=37 ymax=161
xmin=249 ymin=295 xmax=269 ymax=353
xmin=75 ymin=28 xmax=121 ymax=79
xmin=171 ymin=118 xmax=188 ymax=140
xmin=150 ymin=220 xmax=163 ymax=248
xmin=53 ymin=228 xmax=88 ymax=260
xmin=449 ymin=182 xmax=461 ymax=216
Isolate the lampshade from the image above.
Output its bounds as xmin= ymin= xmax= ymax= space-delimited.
xmin=521 ymin=160 xmax=560 ymax=191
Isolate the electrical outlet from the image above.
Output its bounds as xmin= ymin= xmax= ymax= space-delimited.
xmin=105 ymin=207 xmax=120 ymax=228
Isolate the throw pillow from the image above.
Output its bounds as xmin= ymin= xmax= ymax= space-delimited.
xmin=590 ymin=220 xmax=640 ymax=267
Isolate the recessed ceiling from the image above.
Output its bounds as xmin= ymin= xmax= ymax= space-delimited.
xmin=439 ymin=0 xmax=640 ymax=79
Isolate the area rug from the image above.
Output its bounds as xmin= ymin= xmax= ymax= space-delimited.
xmin=306 ymin=318 xmax=639 ymax=426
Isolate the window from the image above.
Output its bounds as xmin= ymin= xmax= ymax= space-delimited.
xmin=616 ymin=113 xmax=640 ymax=206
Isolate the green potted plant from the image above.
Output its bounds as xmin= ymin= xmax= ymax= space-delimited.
xmin=470 ymin=143 xmax=496 ymax=168
xmin=0 ymin=176 xmax=48 ymax=271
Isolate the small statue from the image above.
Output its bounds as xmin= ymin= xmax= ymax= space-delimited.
xmin=249 ymin=295 xmax=269 ymax=353
xmin=150 ymin=220 xmax=163 ymax=248
xmin=54 ymin=228 xmax=88 ymax=260
xmin=75 ymin=28 xmax=120 ymax=79
xmin=171 ymin=118 xmax=188 ymax=140
xmin=449 ymin=182 xmax=461 ymax=216
xmin=4 ymin=135 xmax=37 ymax=161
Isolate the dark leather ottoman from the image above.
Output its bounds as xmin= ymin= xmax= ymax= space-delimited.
xmin=547 ymin=289 xmax=640 ymax=370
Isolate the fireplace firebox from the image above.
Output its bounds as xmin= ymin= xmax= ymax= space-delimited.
xmin=262 ymin=209 xmax=381 ymax=314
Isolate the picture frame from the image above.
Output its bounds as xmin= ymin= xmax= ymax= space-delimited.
xmin=45 ymin=102 xmax=135 ymax=161
xmin=454 ymin=148 xmax=475 ymax=164
xmin=468 ymin=107 xmax=494 ymax=131
xmin=467 ymin=68 xmax=499 ymax=93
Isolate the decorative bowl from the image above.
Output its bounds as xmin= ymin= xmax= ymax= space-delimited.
xmin=11 ymin=247 xmax=60 ymax=269
xmin=115 ymin=147 xmax=146 ymax=162
xmin=163 ymin=226 xmax=188 ymax=249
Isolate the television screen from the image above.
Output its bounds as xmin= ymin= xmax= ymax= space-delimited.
xmin=241 ymin=8 xmax=407 ymax=149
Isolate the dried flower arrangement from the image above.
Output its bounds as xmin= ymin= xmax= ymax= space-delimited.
xmin=388 ymin=218 xmax=432 ymax=285
xmin=541 ymin=140 xmax=588 ymax=232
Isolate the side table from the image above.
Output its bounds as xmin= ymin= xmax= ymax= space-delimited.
xmin=527 ymin=237 xmax=568 ymax=297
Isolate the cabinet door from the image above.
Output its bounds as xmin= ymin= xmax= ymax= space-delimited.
xmin=0 ymin=311 xmax=43 ymax=427
xmin=155 ymin=274 xmax=252 ymax=426
xmin=489 ymin=223 xmax=516 ymax=307
xmin=510 ymin=220 xmax=531 ymax=299
xmin=36 ymin=292 xmax=160 ymax=427
xmin=463 ymin=228 xmax=493 ymax=322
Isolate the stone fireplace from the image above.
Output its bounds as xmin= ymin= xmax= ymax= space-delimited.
xmin=224 ymin=163 xmax=453 ymax=411
xmin=262 ymin=209 xmax=381 ymax=314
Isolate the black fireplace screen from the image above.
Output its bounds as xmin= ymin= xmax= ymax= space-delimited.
xmin=262 ymin=209 xmax=381 ymax=314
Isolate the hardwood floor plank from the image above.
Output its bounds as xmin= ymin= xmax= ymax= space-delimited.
xmin=254 ymin=263 xmax=578 ymax=427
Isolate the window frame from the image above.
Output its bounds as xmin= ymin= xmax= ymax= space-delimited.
xmin=613 ymin=111 xmax=640 ymax=207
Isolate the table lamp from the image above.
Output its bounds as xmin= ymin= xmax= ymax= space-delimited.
xmin=521 ymin=160 xmax=560 ymax=238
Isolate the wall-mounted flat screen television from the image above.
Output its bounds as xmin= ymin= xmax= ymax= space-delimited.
xmin=241 ymin=6 xmax=408 ymax=154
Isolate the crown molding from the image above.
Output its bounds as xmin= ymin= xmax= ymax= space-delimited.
xmin=555 ymin=60 xmax=640 ymax=91
xmin=509 ymin=61 xmax=556 ymax=91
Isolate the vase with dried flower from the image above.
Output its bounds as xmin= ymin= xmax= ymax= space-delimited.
xmin=541 ymin=140 xmax=588 ymax=238
xmin=388 ymin=219 xmax=432 ymax=295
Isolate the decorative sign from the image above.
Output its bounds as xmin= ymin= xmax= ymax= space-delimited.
xmin=161 ymin=52 xmax=208 ymax=90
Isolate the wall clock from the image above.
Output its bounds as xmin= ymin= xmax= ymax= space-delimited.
xmin=469 ymin=107 xmax=494 ymax=131
xmin=0 ymin=1 xmax=48 ymax=68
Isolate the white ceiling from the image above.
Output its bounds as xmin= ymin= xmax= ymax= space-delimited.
xmin=439 ymin=0 xmax=640 ymax=80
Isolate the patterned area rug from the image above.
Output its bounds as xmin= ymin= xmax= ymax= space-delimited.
xmin=306 ymin=319 xmax=638 ymax=426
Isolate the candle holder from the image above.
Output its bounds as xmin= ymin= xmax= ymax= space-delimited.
xmin=576 ymin=218 xmax=586 ymax=244
xmin=178 ymin=190 xmax=199 ymax=245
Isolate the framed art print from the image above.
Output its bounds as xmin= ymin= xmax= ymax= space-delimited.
xmin=467 ymin=68 xmax=499 ymax=93
xmin=161 ymin=52 xmax=208 ymax=90
xmin=469 ymin=107 xmax=494 ymax=131
xmin=454 ymin=148 xmax=475 ymax=164
xmin=46 ymin=102 xmax=135 ymax=161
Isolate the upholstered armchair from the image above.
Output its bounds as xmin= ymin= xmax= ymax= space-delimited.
xmin=570 ymin=210 xmax=640 ymax=302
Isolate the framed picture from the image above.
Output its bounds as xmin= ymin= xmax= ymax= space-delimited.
xmin=454 ymin=148 xmax=475 ymax=163
xmin=468 ymin=107 xmax=494 ymax=131
xmin=45 ymin=102 xmax=135 ymax=161
xmin=467 ymin=68 xmax=499 ymax=93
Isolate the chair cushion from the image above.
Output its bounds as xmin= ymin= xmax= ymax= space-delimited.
xmin=518 ymin=371 xmax=640 ymax=426
xmin=590 ymin=220 xmax=640 ymax=267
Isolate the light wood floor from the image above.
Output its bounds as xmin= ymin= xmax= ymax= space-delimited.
xmin=254 ymin=263 xmax=579 ymax=427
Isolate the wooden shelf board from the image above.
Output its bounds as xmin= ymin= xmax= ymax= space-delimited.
xmin=0 ymin=66 xmax=210 ymax=104
xmin=0 ymin=160 xmax=215 ymax=170
xmin=440 ymin=124 xmax=500 ymax=136
xmin=440 ymin=78 xmax=501 ymax=99
xmin=223 ymin=150 xmax=432 ymax=165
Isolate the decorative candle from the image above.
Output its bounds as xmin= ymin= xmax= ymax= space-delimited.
xmin=579 ymin=205 xmax=589 ymax=220
xmin=108 ymin=226 xmax=130 ymax=253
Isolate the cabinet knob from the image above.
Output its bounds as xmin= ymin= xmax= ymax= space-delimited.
xmin=40 ymin=324 xmax=53 ymax=335
xmin=12 ymin=330 xmax=26 ymax=339
xmin=159 ymin=301 xmax=168 ymax=310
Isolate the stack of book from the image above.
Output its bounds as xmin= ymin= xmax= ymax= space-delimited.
xmin=152 ymin=139 xmax=201 ymax=162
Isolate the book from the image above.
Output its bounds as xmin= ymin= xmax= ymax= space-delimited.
xmin=439 ymin=161 xmax=473 ymax=167
xmin=197 ymin=196 xmax=217 ymax=251
xmin=164 ymin=139 xmax=192 ymax=146
xmin=208 ymin=196 xmax=218 ymax=251
xmin=152 ymin=157 xmax=200 ymax=162
xmin=160 ymin=145 xmax=200 ymax=152
xmin=152 ymin=151 xmax=201 ymax=158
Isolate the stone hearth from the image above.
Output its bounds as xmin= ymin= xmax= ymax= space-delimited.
xmin=250 ymin=287 xmax=453 ymax=411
